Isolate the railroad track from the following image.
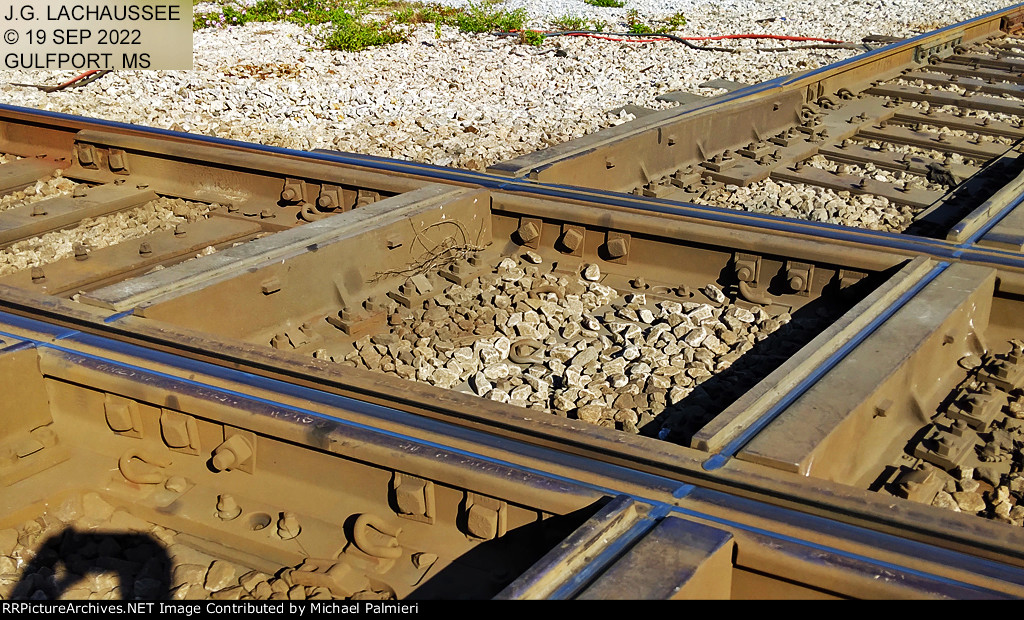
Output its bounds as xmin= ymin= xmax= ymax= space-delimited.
xmin=4 ymin=5 xmax=1024 ymax=600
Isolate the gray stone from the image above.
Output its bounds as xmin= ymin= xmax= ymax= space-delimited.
xmin=205 ymin=560 xmax=237 ymax=592
xmin=703 ymin=284 xmax=726 ymax=303
xmin=931 ymin=490 xmax=961 ymax=512
xmin=953 ymin=491 xmax=987 ymax=513
xmin=576 ymin=404 xmax=604 ymax=424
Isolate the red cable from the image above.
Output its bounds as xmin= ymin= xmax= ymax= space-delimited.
xmin=52 ymin=69 xmax=100 ymax=90
xmin=677 ymin=34 xmax=846 ymax=44
xmin=511 ymin=30 xmax=848 ymax=45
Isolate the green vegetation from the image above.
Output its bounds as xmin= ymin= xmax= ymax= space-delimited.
xmin=321 ymin=15 xmax=405 ymax=50
xmin=453 ymin=2 xmax=527 ymax=33
xmin=661 ymin=11 xmax=687 ymax=31
xmin=520 ymin=29 xmax=545 ymax=46
xmin=584 ymin=0 xmax=625 ymax=7
xmin=551 ymin=14 xmax=588 ymax=31
xmin=193 ymin=1 xmax=531 ymax=50
xmin=625 ymin=9 xmax=653 ymax=34
xmin=193 ymin=0 xmax=354 ymax=29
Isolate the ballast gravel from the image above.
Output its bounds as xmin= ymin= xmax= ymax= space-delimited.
xmin=0 ymin=0 xmax=1016 ymax=171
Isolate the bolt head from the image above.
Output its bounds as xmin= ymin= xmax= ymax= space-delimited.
xmin=517 ymin=221 xmax=540 ymax=244
xmin=606 ymin=237 xmax=628 ymax=259
xmin=561 ymin=228 xmax=584 ymax=251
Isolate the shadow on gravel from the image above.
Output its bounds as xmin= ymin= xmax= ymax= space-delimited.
xmin=10 ymin=528 xmax=171 ymax=600
xmin=643 ymin=267 xmax=888 ymax=447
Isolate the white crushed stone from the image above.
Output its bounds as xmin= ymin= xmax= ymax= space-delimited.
xmin=0 ymin=198 xmax=210 ymax=275
xmin=0 ymin=0 xmax=1015 ymax=171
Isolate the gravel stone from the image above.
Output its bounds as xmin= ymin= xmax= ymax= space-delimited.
xmin=2 ymin=0 xmax=1002 ymax=170
xmin=932 ymin=491 xmax=961 ymax=512
xmin=953 ymin=491 xmax=987 ymax=513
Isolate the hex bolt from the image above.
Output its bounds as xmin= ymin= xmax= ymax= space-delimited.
xmin=631 ymin=277 xmax=647 ymax=290
xmin=606 ymin=237 xmax=629 ymax=259
xmin=963 ymin=394 xmax=981 ymax=413
xmin=216 ymin=494 xmax=242 ymax=521
xmin=138 ymin=242 xmax=152 ymax=255
xmin=72 ymin=185 xmax=88 ymax=198
xmin=317 ymin=193 xmax=337 ymax=209
xmin=31 ymin=267 xmax=45 ymax=282
xmin=281 ymin=187 xmax=299 ymax=202
xmin=73 ymin=243 xmax=88 ymax=261
xmin=516 ymin=221 xmax=540 ymax=244
xmin=211 ymin=435 xmax=253 ymax=472
xmin=277 ymin=512 xmax=301 ymax=540
xmin=31 ymin=204 xmax=47 ymax=217
xmin=78 ymin=146 xmax=94 ymax=166
xmin=260 ymin=209 xmax=275 ymax=219
xmin=1010 ymin=340 xmax=1024 ymax=361
xmin=561 ymin=228 xmax=584 ymax=252
xmin=174 ymin=223 xmax=186 ymax=237
xmin=737 ymin=265 xmax=754 ymax=282
xmin=789 ymin=273 xmax=806 ymax=292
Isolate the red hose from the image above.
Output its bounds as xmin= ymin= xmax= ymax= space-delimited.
xmin=51 ymin=69 xmax=100 ymax=90
xmin=510 ymin=30 xmax=848 ymax=45
xmin=677 ymin=34 xmax=846 ymax=44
